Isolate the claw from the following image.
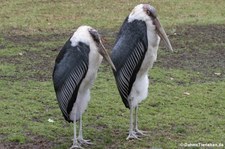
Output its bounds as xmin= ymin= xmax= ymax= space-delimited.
xmin=126 ymin=131 xmax=141 ymax=140
xmin=78 ymin=138 xmax=93 ymax=145
xmin=134 ymin=129 xmax=148 ymax=136
xmin=70 ymin=143 xmax=83 ymax=149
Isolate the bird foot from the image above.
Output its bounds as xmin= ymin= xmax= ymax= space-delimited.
xmin=70 ymin=142 xmax=83 ymax=149
xmin=126 ymin=131 xmax=141 ymax=140
xmin=134 ymin=129 xmax=148 ymax=136
xmin=78 ymin=138 xmax=93 ymax=145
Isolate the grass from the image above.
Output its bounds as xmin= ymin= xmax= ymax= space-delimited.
xmin=1 ymin=0 xmax=225 ymax=32
xmin=0 ymin=0 xmax=225 ymax=148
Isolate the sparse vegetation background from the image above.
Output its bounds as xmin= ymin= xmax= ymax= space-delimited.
xmin=0 ymin=0 xmax=225 ymax=148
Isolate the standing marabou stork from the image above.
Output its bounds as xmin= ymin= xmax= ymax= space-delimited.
xmin=111 ymin=4 xmax=173 ymax=140
xmin=52 ymin=25 xmax=116 ymax=148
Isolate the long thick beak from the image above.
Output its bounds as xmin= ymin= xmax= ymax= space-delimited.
xmin=154 ymin=18 xmax=173 ymax=52
xmin=99 ymin=39 xmax=116 ymax=71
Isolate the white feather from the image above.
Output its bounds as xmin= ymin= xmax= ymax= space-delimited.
xmin=128 ymin=4 xmax=161 ymax=108
xmin=128 ymin=4 xmax=151 ymax=23
xmin=70 ymin=25 xmax=93 ymax=47
xmin=69 ymin=26 xmax=103 ymax=121
xmin=129 ymin=73 xmax=149 ymax=107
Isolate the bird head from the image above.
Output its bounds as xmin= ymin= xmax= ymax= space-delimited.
xmin=129 ymin=4 xmax=173 ymax=52
xmin=88 ymin=28 xmax=116 ymax=71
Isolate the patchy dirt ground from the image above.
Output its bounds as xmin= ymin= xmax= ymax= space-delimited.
xmin=0 ymin=136 xmax=54 ymax=149
xmin=0 ymin=24 xmax=225 ymax=148
xmin=158 ymin=25 xmax=225 ymax=80
xmin=1 ymin=24 xmax=225 ymax=82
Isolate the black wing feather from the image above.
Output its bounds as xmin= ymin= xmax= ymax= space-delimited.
xmin=53 ymin=39 xmax=89 ymax=122
xmin=111 ymin=19 xmax=148 ymax=108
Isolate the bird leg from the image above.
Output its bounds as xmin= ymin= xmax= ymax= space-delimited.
xmin=70 ymin=108 xmax=82 ymax=149
xmin=126 ymin=107 xmax=139 ymax=140
xmin=126 ymin=97 xmax=140 ymax=140
xmin=134 ymin=105 xmax=148 ymax=136
xmin=77 ymin=114 xmax=93 ymax=145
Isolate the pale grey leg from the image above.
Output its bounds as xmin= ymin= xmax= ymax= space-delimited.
xmin=134 ymin=105 xmax=148 ymax=136
xmin=126 ymin=97 xmax=140 ymax=140
xmin=70 ymin=107 xmax=82 ymax=149
xmin=77 ymin=114 xmax=93 ymax=145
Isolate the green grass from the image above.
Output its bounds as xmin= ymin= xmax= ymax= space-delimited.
xmin=1 ymin=66 xmax=224 ymax=148
xmin=1 ymin=0 xmax=224 ymax=33
xmin=0 ymin=0 xmax=225 ymax=148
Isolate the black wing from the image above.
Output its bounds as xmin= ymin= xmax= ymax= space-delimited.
xmin=53 ymin=39 xmax=89 ymax=122
xmin=111 ymin=19 xmax=148 ymax=108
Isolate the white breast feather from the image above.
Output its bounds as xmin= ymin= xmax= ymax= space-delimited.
xmin=129 ymin=13 xmax=160 ymax=108
xmin=69 ymin=26 xmax=103 ymax=121
xmin=70 ymin=48 xmax=102 ymax=121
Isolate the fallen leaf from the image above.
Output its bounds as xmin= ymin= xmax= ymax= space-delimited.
xmin=214 ymin=72 xmax=221 ymax=76
xmin=183 ymin=92 xmax=190 ymax=96
xmin=48 ymin=118 xmax=54 ymax=123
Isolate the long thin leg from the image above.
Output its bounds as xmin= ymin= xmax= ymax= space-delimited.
xmin=126 ymin=106 xmax=139 ymax=140
xmin=70 ymin=108 xmax=82 ymax=149
xmin=129 ymin=107 xmax=134 ymax=134
xmin=134 ymin=106 xmax=138 ymax=131
xmin=78 ymin=116 xmax=83 ymax=140
xmin=134 ymin=105 xmax=148 ymax=136
xmin=77 ymin=114 xmax=93 ymax=145
xmin=126 ymin=107 xmax=134 ymax=139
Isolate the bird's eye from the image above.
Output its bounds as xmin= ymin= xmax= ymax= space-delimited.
xmin=89 ymin=29 xmax=100 ymax=43
xmin=147 ymin=10 xmax=151 ymax=16
xmin=93 ymin=34 xmax=100 ymax=43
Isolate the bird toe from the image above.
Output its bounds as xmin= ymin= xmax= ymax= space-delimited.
xmin=126 ymin=131 xmax=141 ymax=140
xmin=135 ymin=129 xmax=149 ymax=137
xmin=78 ymin=138 xmax=93 ymax=145
xmin=70 ymin=143 xmax=83 ymax=149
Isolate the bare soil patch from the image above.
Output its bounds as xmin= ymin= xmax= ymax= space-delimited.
xmin=157 ymin=24 xmax=225 ymax=80
xmin=3 ymin=24 xmax=225 ymax=82
xmin=0 ymin=134 xmax=54 ymax=149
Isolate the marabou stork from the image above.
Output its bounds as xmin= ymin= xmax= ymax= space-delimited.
xmin=111 ymin=4 xmax=173 ymax=140
xmin=52 ymin=26 xmax=116 ymax=148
